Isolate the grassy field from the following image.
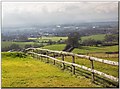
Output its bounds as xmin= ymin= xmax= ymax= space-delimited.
xmin=29 ymin=34 xmax=106 ymax=42
xmin=41 ymin=44 xmax=118 ymax=54
xmin=41 ymin=44 xmax=118 ymax=77
xmin=73 ymin=45 xmax=118 ymax=54
xmin=81 ymin=34 xmax=106 ymax=41
xmin=1 ymin=41 xmax=35 ymax=48
xmin=42 ymin=44 xmax=65 ymax=51
xmin=1 ymin=34 xmax=106 ymax=50
xmin=29 ymin=36 xmax=68 ymax=42
xmin=57 ymin=56 xmax=118 ymax=77
xmin=2 ymin=52 xmax=99 ymax=87
xmin=1 ymin=41 xmax=44 ymax=49
xmin=41 ymin=44 xmax=118 ymax=62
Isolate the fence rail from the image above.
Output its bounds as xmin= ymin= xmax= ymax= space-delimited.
xmin=25 ymin=48 xmax=118 ymax=66
xmin=25 ymin=48 xmax=119 ymax=84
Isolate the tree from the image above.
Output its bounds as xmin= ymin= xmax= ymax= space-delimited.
xmin=82 ymin=38 xmax=99 ymax=46
xmin=63 ymin=32 xmax=81 ymax=52
xmin=104 ymin=34 xmax=118 ymax=43
xmin=66 ymin=32 xmax=81 ymax=48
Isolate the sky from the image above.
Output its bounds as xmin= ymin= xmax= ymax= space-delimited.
xmin=2 ymin=2 xmax=118 ymax=27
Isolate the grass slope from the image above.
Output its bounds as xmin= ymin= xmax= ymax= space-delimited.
xmin=2 ymin=52 xmax=99 ymax=87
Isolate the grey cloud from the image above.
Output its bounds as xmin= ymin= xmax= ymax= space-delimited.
xmin=2 ymin=2 xmax=118 ymax=27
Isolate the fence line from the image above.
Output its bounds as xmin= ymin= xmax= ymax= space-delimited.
xmin=25 ymin=48 xmax=118 ymax=66
xmin=26 ymin=51 xmax=119 ymax=83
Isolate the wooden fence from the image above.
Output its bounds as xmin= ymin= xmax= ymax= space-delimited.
xmin=25 ymin=48 xmax=119 ymax=84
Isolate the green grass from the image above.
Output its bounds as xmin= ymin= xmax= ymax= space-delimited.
xmin=2 ymin=52 xmax=99 ymax=87
xmin=42 ymin=44 xmax=66 ymax=51
xmin=73 ymin=45 xmax=118 ymax=54
xmin=42 ymin=44 xmax=118 ymax=62
xmin=41 ymin=44 xmax=118 ymax=54
xmin=1 ymin=41 xmax=43 ymax=49
xmin=81 ymin=34 xmax=106 ymax=41
xmin=1 ymin=41 xmax=35 ymax=48
xmin=29 ymin=34 xmax=105 ymax=42
xmin=29 ymin=36 xmax=68 ymax=42
xmin=58 ymin=56 xmax=118 ymax=77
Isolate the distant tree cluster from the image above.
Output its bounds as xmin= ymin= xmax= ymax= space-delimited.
xmin=1 ymin=43 xmax=44 ymax=52
xmin=104 ymin=34 xmax=118 ymax=43
xmin=82 ymin=38 xmax=102 ymax=46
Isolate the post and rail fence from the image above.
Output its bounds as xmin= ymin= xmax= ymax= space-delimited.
xmin=24 ymin=48 xmax=119 ymax=86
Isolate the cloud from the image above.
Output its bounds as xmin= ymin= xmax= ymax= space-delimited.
xmin=2 ymin=2 xmax=118 ymax=27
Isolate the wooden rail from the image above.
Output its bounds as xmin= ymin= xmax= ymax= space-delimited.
xmin=25 ymin=48 xmax=118 ymax=66
xmin=27 ymin=52 xmax=119 ymax=83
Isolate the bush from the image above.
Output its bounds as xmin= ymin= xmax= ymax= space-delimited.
xmin=104 ymin=34 xmax=118 ymax=42
xmin=82 ymin=38 xmax=99 ymax=46
xmin=9 ymin=44 xmax=21 ymax=51
xmin=102 ymin=42 xmax=118 ymax=46
xmin=25 ymin=44 xmax=32 ymax=49
xmin=2 ymin=52 xmax=27 ymax=58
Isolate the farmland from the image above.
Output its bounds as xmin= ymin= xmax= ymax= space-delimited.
xmin=29 ymin=36 xmax=68 ymax=42
xmin=1 ymin=41 xmax=35 ymax=48
xmin=42 ymin=44 xmax=65 ymax=51
xmin=2 ymin=52 xmax=99 ymax=87
xmin=1 ymin=34 xmax=106 ymax=50
xmin=81 ymin=34 xmax=106 ymax=41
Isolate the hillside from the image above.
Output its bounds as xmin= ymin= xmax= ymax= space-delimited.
xmin=2 ymin=52 xmax=99 ymax=87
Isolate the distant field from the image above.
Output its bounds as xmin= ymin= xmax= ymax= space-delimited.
xmin=42 ymin=44 xmax=118 ymax=62
xmin=29 ymin=34 xmax=105 ymax=42
xmin=41 ymin=44 xmax=118 ymax=54
xmin=2 ymin=52 xmax=98 ymax=87
xmin=1 ymin=34 xmax=106 ymax=49
xmin=81 ymin=34 xmax=106 ymax=41
xmin=42 ymin=44 xmax=66 ymax=51
xmin=1 ymin=41 xmax=42 ymax=49
xmin=73 ymin=45 xmax=118 ymax=54
xmin=29 ymin=36 xmax=68 ymax=42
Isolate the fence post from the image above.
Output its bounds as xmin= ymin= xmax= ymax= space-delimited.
xmin=53 ymin=53 xmax=55 ymax=65
xmin=32 ymin=49 xmax=34 ymax=57
xmin=62 ymin=54 xmax=65 ymax=70
xmin=46 ymin=51 xmax=49 ymax=63
xmin=72 ymin=55 xmax=75 ymax=74
xmin=41 ymin=51 xmax=43 ymax=61
xmin=89 ymin=57 xmax=95 ymax=83
xmin=36 ymin=50 xmax=39 ymax=59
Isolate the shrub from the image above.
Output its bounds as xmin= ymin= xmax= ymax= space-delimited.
xmin=2 ymin=52 xmax=27 ymax=58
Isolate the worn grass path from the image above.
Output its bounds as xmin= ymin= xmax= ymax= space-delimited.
xmin=2 ymin=54 xmax=100 ymax=87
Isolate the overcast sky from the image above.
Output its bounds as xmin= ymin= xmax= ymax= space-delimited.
xmin=2 ymin=2 xmax=118 ymax=27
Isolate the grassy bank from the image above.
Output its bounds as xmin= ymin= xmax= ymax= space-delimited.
xmin=2 ymin=52 xmax=99 ymax=87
